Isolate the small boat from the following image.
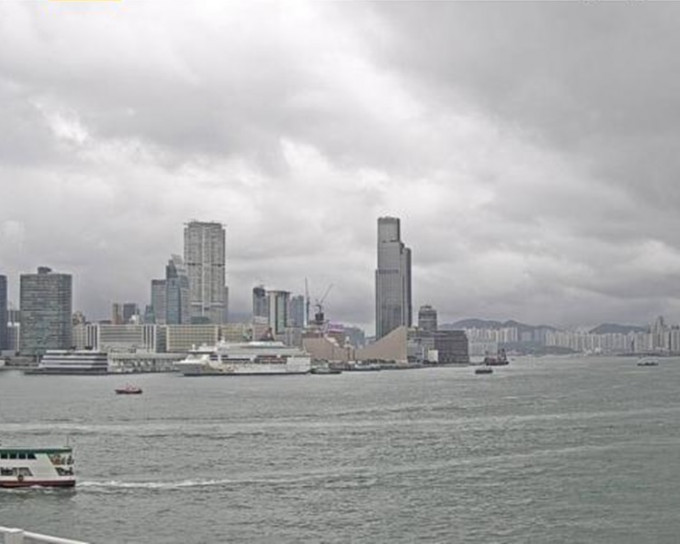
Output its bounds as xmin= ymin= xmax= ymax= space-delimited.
xmin=475 ymin=367 xmax=493 ymax=375
xmin=0 ymin=447 xmax=75 ymax=488
xmin=637 ymin=359 xmax=659 ymax=367
xmin=348 ymin=362 xmax=382 ymax=372
xmin=310 ymin=366 xmax=342 ymax=375
xmin=115 ymin=385 xmax=143 ymax=395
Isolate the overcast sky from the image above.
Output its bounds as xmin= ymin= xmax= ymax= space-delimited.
xmin=3 ymin=2 xmax=680 ymax=333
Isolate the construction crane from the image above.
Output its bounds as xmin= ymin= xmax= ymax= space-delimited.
xmin=314 ymin=284 xmax=334 ymax=326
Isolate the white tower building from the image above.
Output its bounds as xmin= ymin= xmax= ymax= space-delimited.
xmin=183 ymin=221 xmax=227 ymax=324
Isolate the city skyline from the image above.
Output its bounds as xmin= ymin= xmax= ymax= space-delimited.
xmin=3 ymin=3 xmax=680 ymax=332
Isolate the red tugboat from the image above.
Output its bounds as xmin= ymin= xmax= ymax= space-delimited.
xmin=483 ymin=348 xmax=509 ymax=366
xmin=115 ymin=384 xmax=143 ymax=395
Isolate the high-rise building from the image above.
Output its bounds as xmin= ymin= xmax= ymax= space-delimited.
xmin=0 ymin=275 xmax=7 ymax=351
xmin=418 ymin=305 xmax=438 ymax=333
xmin=19 ymin=267 xmax=73 ymax=357
xmin=150 ymin=279 xmax=167 ymax=325
xmin=165 ymin=255 xmax=190 ymax=325
xmin=122 ymin=303 xmax=139 ymax=324
xmin=184 ymin=221 xmax=226 ymax=324
xmin=375 ymin=217 xmax=412 ymax=339
xmin=112 ymin=303 xmax=123 ymax=325
xmin=434 ymin=330 xmax=469 ymax=364
xmin=143 ymin=305 xmax=155 ymax=324
xmin=267 ymin=290 xmax=290 ymax=336
xmin=289 ymin=295 xmax=305 ymax=328
xmin=7 ymin=307 xmax=20 ymax=352
xmin=252 ymin=285 xmax=268 ymax=318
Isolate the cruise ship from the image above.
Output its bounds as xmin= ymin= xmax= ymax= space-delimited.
xmin=175 ymin=341 xmax=311 ymax=376
xmin=26 ymin=350 xmax=110 ymax=375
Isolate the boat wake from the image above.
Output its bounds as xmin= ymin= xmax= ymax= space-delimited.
xmin=80 ymin=472 xmax=379 ymax=492
xmin=79 ymin=478 xmax=236 ymax=490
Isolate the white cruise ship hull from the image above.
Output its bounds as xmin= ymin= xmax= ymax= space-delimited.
xmin=175 ymin=340 xmax=312 ymax=376
xmin=176 ymin=357 xmax=311 ymax=376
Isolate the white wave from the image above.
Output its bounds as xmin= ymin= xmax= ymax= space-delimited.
xmin=79 ymin=478 xmax=235 ymax=490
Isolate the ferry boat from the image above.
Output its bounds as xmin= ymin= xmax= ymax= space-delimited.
xmin=475 ymin=367 xmax=493 ymax=375
xmin=26 ymin=350 xmax=109 ymax=375
xmin=0 ymin=447 xmax=75 ymax=488
xmin=175 ymin=341 xmax=311 ymax=376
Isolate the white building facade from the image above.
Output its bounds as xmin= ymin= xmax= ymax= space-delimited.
xmin=184 ymin=221 xmax=227 ymax=324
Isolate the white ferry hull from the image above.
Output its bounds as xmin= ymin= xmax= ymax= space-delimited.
xmin=0 ymin=478 xmax=75 ymax=488
xmin=0 ymin=448 xmax=76 ymax=489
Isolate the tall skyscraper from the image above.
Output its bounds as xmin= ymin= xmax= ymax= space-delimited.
xmin=165 ymin=255 xmax=190 ymax=325
xmin=0 ymin=275 xmax=7 ymax=351
xmin=375 ymin=217 xmax=412 ymax=339
xmin=150 ymin=279 xmax=167 ymax=325
xmin=184 ymin=221 xmax=226 ymax=324
xmin=418 ymin=305 xmax=438 ymax=333
xmin=289 ymin=295 xmax=305 ymax=328
xmin=252 ymin=285 xmax=268 ymax=318
xmin=20 ymin=267 xmax=73 ymax=357
xmin=267 ymin=290 xmax=290 ymax=336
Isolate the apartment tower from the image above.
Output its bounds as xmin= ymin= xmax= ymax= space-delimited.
xmin=183 ymin=221 xmax=226 ymax=324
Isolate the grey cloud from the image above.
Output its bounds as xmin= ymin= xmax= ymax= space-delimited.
xmin=2 ymin=2 xmax=680 ymax=331
xmin=365 ymin=3 xmax=680 ymax=201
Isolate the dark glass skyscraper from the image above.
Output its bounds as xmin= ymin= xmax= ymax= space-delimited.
xmin=20 ymin=267 xmax=72 ymax=357
xmin=165 ymin=255 xmax=190 ymax=325
xmin=150 ymin=255 xmax=190 ymax=325
xmin=375 ymin=217 xmax=412 ymax=339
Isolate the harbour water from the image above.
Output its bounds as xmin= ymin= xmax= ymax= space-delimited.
xmin=2 ymin=356 xmax=680 ymax=543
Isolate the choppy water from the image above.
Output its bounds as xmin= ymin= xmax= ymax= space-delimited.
xmin=2 ymin=356 xmax=680 ymax=543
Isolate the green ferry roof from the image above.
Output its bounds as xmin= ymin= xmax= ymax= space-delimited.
xmin=0 ymin=447 xmax=72 ymax=454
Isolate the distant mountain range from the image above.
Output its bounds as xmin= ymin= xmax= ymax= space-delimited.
xmin=441 ymin=318 xmax=557 ymax=333
xmin=587 ymin=323 xmax=648 ymax=334
xmin=441 ymin=318 xmax=648 ymax=334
